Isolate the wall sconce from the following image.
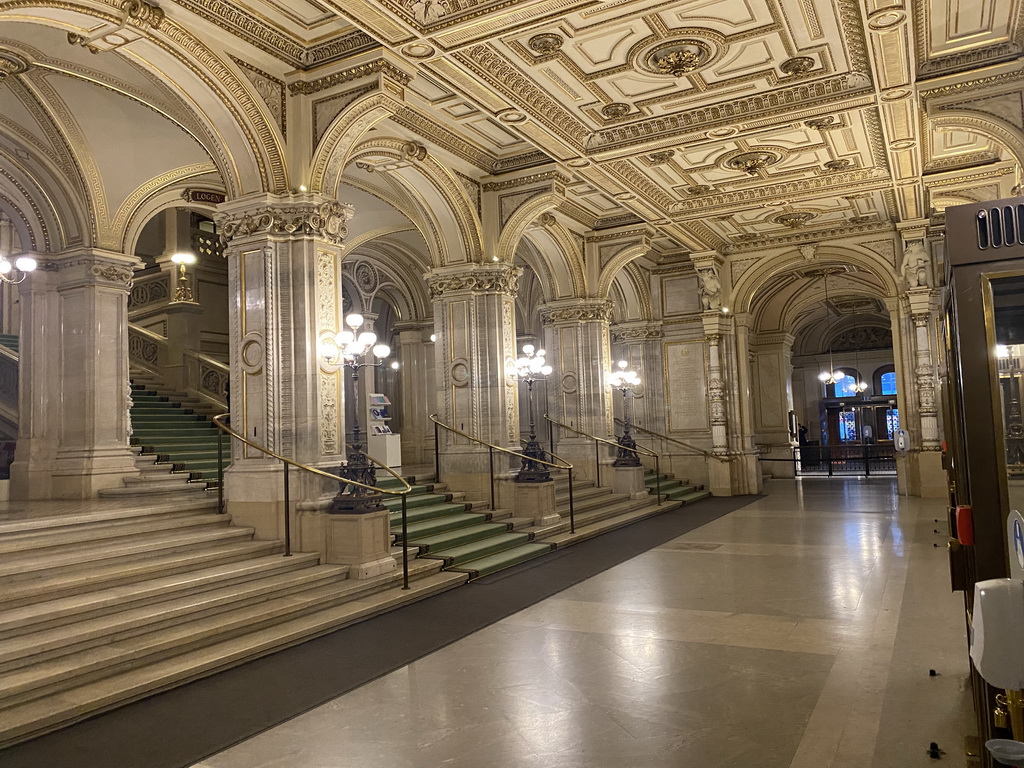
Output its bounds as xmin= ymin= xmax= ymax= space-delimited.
xmin=0 ymin=254 xmax=37 ymax=285
xmin=171 ymin=252 xmax=197 ymax=302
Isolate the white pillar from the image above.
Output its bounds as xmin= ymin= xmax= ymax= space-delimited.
xmin=540 ymin=299 xmax=615 ymax=484
xmin=426 ymin=263 xmax=521 ymax=506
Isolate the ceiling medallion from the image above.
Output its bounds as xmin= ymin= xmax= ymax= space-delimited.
xmin=723 ymin=150 xmax=782 ymax=176
xmin=889 ymin=138 xmax=916 ymax=150
xmin=780 ymin=56 xmax=816 ymax=76
xmin=566 ymin=158 xmax=590 ymax=168
xmin=601 ymin=102 xmax=631 ymax=119
xmin=528 ymin=33 xmax=564 ymax=54
xmin=805 ymin=116 xmax=842 ymax=131
xmin=0 ymin=50 xmax=29 ymax=81
xmin=497 ymin=109 xmax=527 ymax=123
xmin=648 ymin=150 xmax=674 ymax=164
xmin=613 ymin=192 xmax=636 ymax=201
xmin=823 ymin=159 xmax=853 ymax=172
xmin=706 ymin=127 xmax=737 ymax=138
xmin=773 ymin=211 xmax=816 ymax=228
xmin=686 ymin=185 xmax=713 ymax=196
xmin=401 ymin=42 xmax=436 ymax=58
xmin=881 ymin=88 xmax=912 ymax=101
xmin=653 ymin=219 xmax=672 ymax=225
xmin=867 ymin=9 xmax=907 ymax=29
xmin=640 ymin=38 xmax=715 ymax=77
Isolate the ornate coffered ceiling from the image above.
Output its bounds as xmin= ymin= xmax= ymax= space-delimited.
xmin=0 ymin=0 xmax=1020 ymax=263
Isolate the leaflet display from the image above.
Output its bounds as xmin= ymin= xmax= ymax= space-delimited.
xmin=366 ymin=393 xmax=402 ymax=467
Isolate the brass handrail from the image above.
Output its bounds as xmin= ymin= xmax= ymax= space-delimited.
xmin=430 ymin=413 xmax=577 ymax=533
xmin=212 ymin=414 xmax=414 ymax=588
xmin=614 ymin=417 xmax=733 ymax=462
xmin=544 ymin=414 xmax=657 ymax=457
xmin=543 ymin=414 xmax=661 ymax=505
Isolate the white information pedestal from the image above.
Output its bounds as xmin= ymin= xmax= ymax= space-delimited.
xmin=367 ymin=393 xmax=402 ymax=468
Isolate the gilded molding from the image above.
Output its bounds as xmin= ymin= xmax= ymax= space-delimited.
xmin=611 ymin=323 xmax=663 ymax=342
xmin=231 ymin=57 xmax=287 ymax=139
xmin=592 ymin=74 xmax=873 ymax=150
xmin=289 ymin=60 xmax=413 ymax=96
xmin=217 ymin=200 xmax=354 ymax=246
xmin=482 ymin=171 xmax=570 ymax=192
xmin=0 ymin=49 xmax=29 ymax=80
xmin=425 ymin=264 xmax=522 ymax=299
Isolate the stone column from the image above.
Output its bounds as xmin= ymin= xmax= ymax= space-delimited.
xmin=750 ymin=332 xmax=796 ymax=478
xmin=903 ymin=286 xmax=944 ymax=496
xmin=729 ymin=312 xmax=766 ymax=494
xmin=540 ymin=299 xmax=615 ymax=484
xmin=215 ymin=194 xmax=390 ymax=572
xmin=395 ymin=321 xmax=435 ymax=467
xmin=426 ymin=263 xmax=521 ymax=506
xmin=12 ymin=251 xmax=142 ymax=498
xmin=611 ymin=321 xmax=665 ymax=436
xmin=9 ymin=254 xmax=59 ymax=499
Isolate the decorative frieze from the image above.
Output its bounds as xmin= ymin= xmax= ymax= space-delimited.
xmin=540 ymin=301 xmax=613 ymax=325
xmin=610 ymin=324 xmax=662 ymax=342
xmin=67 ymin=0 xmax=164 ymax=52
xmin=425 ymin=264 xmax=522 ymax=299
xmin=217 ymin=199 xmax=354 ymax=246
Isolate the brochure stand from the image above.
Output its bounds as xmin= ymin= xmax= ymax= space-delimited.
xmin=366 ymin=393 xmax=402 ymax=467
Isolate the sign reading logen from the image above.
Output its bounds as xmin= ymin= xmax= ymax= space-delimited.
xmin=182 ymin=188 xmax=227 ymax=205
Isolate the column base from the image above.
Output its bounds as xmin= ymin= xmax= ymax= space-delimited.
xmin=612 ymin=465 xmax=648 ymax=499
xmin=515 ymin=480 xmax=558 ymax=526
xmin=50 ymin=446 xmax=139 ymax=498
xmin=708 ymin=452 xmax=761 ymax=496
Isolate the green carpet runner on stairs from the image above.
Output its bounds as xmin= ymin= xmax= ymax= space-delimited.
xmin=378 ymin=478 xmax=552 ymax=579
xmin=0 ymin=334 xmax=18 ymax=354
xmin=129 ymin=382 xmax=224 ymax=486
xmin=644 ymin=470 xmax=712 ymax=505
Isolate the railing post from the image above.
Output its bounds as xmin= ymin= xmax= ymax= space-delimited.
xmin=568 ymin=467 xmax=575 ymax=533
xmin=401 ymin=493 xmax=409 ymax=590
xmin=282 ymin=460 xmax=292 ymax=557
xmin=827 ymin=447 xmax=833 ymax=477
xmin=595 ymin=438 xmax=601 ymax=487
xmin=549 ymin=420 xmax=554 ymax=457
xmin=217 ymin=429 xmax=225 ymax=514
xmin=655 ymin=455 xmax=661 ymax=505
xmin=488 ymin=445 xmax=495 ymax=510
xmin=865 ymin=445 xmax=871 ymax=476
xmin=434 ymin=420 xmax=440 ymax=482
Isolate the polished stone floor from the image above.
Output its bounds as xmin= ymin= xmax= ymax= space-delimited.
xmin=190 ymin=478 xmax=974 ymax=768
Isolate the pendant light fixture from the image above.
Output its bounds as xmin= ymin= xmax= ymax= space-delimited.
xmin=818 ymin=271 xmax=842 ymax=386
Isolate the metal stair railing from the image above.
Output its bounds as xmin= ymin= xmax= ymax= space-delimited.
xmin=544 ymin=414 xmax=662 ymax=505
xmin=430 ymin=413 xmax=577 ymax=534
xmin=212 ymin=414 xmax=415 ymax=589
xmin=614 ymin=417 xmax=733 ymax=463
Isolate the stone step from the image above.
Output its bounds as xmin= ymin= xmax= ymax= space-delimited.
xmin=0 ymin=564 xmax=352 ymax=674
xmin=0 ymin=526 xmax=254 ymax=585
xmin=388 ymin=502 xmax=470 ymax=527
xmin=121 ymin=475 xmax=200 ymax=488
xmin=406 ymin=522 xmax=512 ymax=553
xmin=401 ymin=511 xmax=489 ymax=540
xmin=0 ymin=499 xmax=218 ymax=534
xmin=99 ymin=483 xmax=211 ymax=499
xmin=447 ymin=542 xmax=553 ymax=579
xmin=425 ymin=531 xmax=533 ymax=567
xmin=0 ymin=569 xmax=466 ymax=749
xmin=0 ymin=540 xmax=282 ymax=611
xmin=0 ymin=552 xmax=324 ymax=640
xmin=0 ymin=512 xmax=231 ymax=557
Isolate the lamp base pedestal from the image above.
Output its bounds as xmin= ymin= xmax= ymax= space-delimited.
xmin=515 ymin=479 xmax=559 ymax=526
xmin=612 ymin=465 xmax=648 ymax=500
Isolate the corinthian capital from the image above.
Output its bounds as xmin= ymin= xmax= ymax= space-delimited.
xmin=425 ymin=263 xmax=522 ymax=300
xmin=215 ymin=194 xmax=354 ymax=246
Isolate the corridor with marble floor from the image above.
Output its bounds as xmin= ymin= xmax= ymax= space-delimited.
xmin=190 ymin=478 xmax=974 ymax=768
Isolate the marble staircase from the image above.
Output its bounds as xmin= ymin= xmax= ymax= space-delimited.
xmin=0 ymin=499 xmax=467 ymax=748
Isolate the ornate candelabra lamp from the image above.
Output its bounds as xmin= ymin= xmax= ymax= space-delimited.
xmin=609 ymin=360 xmax=642 ymax=467
xmin=320 ymin=313 xmax=392 ymax=513
xmin=171 ymin=252 xmax=197 ymax=302
xmin=510 ymin=344 xmax=553 ymax=483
